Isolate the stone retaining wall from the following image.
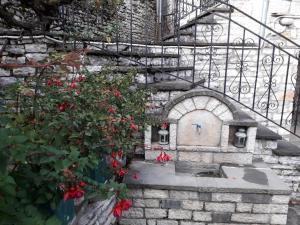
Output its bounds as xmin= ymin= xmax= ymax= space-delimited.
xmin=120 ymin=188 xmax=290 ymax=225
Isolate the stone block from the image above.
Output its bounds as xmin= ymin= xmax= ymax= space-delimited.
xmin=144 ymin=189 xmax=168 ymax=199
xmin=212 ymin=193 xmax=242 ymax=202
xmin=119 ymin=219 xmax=146 ymax=225
xmin=271 ymin=195 xmax=290 ymax=204
xmin=6 ymin=45 xmax=25 ymax=55
xmin=271 ymin=214 xmax=288 ymax=224
xmin=160 ymin=199 xmax=182 ymax=209
xmin=0 ymin=77 xmax=17 ymax=87
xmin=219 ymin=110 xmax=233 ymax=121
xmin=168 ymin=108 xmax=182 ymax=120
xmin=147 ymin=219 xmax=156 ymax=225
xmin=174 ymin=102 xmax=188 ymax=115
xmin=205 ymin=202 xmax=235 ymax=212
xmin=133 ymin=199 xmax=160 ymax=208
xmin=199 ymin=193 xmax=212 ymax=201
xmin=231 ymin=213 xmax=270 ymax=223
xmin=236 ymin=203 xmax=253 ymax=212
xmin=192 ymin=96 xmax=210 ymax=109
xmin=26 ymin=53 xmax=49 ymax=62
xmin=13 ymin=67 xmax=35 ymax=76
xmin=157 ymin=220 xmax=178 ymax=225
xmin=182 ymin=200 xmax=204 ymax=210
xmin=180 ymin=222 xmax=205 ymax=225
xmin=25 ymin=44 xmax=47 ymax=53
xmin=145 ymin=208 xmax=167 ymax=219
xmin=122 ymin=207 xmax=144 ymax=218
xmin=212 ymin=212 xmax=232 ymax=223
xmin=252 ymin=204 xmax=289 ymax=214
xmin=182 ymin=98 xmax=196 ymax=112
xmin=213 ymin=153 xmax=252 ymax=165
xmin=212 ymin=104 xmax=229 ymax=117
xmin=193 ymin=212 xmax=212 ymax=222
xmin=129 ymin=189 xmax=143 ymax=198
xmin=169 ymin=190 xmax=198 ymax=200
xmin=242 ymin=193 xmax=272 ymax=204
xmin=178 ymin=152 xmax=213 ymax=163
xmin=0 ymin=68 xmax=10 ymax=76
xmin=205 ymin=98 xmax=221 ymax=112
xmin=168 ymin=209 xmax=192 ymax=220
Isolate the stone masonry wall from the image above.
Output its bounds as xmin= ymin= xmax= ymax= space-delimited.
xmin=120 ymin=188 xmax=290 ymax=225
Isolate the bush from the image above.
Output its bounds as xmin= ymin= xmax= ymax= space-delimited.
xmin=0 ymin=52 xmax=149 ymax=225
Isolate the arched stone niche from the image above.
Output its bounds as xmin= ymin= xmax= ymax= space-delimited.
xmin=166 ymin=94 xmax=235 ymax=149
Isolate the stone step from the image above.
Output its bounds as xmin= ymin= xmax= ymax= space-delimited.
xmin=111 ymin=66 xmax=194 ymax=74
xmin=272 ymin=140 xmax=300 ymax=157
xmin=256 ymin=125 xmax=282 ymax=141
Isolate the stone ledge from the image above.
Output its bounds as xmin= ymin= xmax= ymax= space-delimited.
xmin=256 ymin=125 xmax=282 ymax=140
xmin=272 ymin=140 xmax=300 ymax=157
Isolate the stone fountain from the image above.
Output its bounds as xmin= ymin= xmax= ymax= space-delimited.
xmin=121 ymin=89 xmax=291 ymax=225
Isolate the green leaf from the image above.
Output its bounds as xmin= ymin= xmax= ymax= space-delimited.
xmin=45 ymin=215 xmax=62 ymax=225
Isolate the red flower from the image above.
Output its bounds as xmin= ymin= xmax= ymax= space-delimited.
xmin=111 ymin=159 xmax=119 ymax=168
xmin=163 ymin=153 xmax=170 ymax=161
xmin=113 ymin=205 xmax=123 ymax=217
xmin=79 ymin=181 xmax=87 ymax=187
xmin=118 ymin=168 xmax=126 ymax=177
xmin=156 ymin=152 xmax=164 ymax=162
xmin=130 ymin=123 xmax=138 ymax=131
xmin=76 ymin=138 xmax=82 ymax=145
xmin=113 ymin=89 xmax=122 ymax=98
xmin=75 ymin=90 xmax=80 ymax=96
xmin=63 ymin=186 xmax=85 ymax=201
xmin=47 ymin=80 xmax=53 ymax=86
xmin=58 ymin=102 xmax=68 ymax=112
xmin=76 ymin=75 xmax=86 ymax=82
xmin=117 ymin=149 xmax=123 ymax=158
xmin=130 ymin=115 xmax=134 ymax=121
xmin=161 ymin=122 xmax=168 ymax=130
xmin=71 ymin=81 xmax=77 ymax=89
xmin=111 ymin=151 xmax=117 ymax=158
xmin=120 ymin=199 xmax=132 ymax=210
xmin=108 ymin=106 xmax=116 ymax=114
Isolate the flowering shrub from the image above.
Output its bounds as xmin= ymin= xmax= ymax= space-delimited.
xmin=0 ymin=52 xmax=149 ymax=224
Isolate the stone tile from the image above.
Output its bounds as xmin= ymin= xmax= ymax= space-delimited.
xmin=211 ymin=212 xmax=232 ymax=223
xmin=145 ymin=208 xmax=167 ymax=219
xmin=192 ymin=96 xmax=210 ymax=109
xmin=178 ymin=152 xmax=213 ymax=163
xmin=169 ymin=190 xmax=198 ymax=200
xmin=180 ymin=222 xmax=205 ymax=225
xmin=242 ymin=193 xmax=272 ymax=204
xmin=168 ymin=209 xmax=192 ymax=220
xmin=231 ymin=213 xmax=270 ymax=223
xmin=168 ymin=108 xmax=182 ymax=120
xmin=236 ymin=203 xmax=253 ymax=212
xmin=144 ymin=189 xmax=169 ymax=199
xmin=205 ymin=98 xmax=221 ymax=112
xmin=182 ymin=200 xmax=204 ymax=210
xmin=270 ymin=214 xmax=287 ymax=224
xmin=212 ymin=193 xmax=242 ymax=202
xmin=271 ymin=195 xmax=290 ymax=204
xmin=205 ymin=202 xmax=235 ymax=212
xmin=193 ymin=212 xmax=212 ymax=222
xmin=252 ymin=204 xmax=289 ymax=214
xmin=174 ymin=102 xmax=188 ymax=115
xmin=157 ymin=220 xmax=178 ymax=225
xmin=182 ymin=98 xmax=196 ymax=112
xmin=120 ymin=219 xmax=147 ymax=225
xmin=122 ymin=207 xmax=144 ymax=218
xmin=160 ymin=199 xmax=182 ymax=209
xmin=128 ymin=189 xmax=143 ymax=198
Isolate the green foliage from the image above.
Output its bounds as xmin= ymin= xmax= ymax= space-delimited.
xmin=0 ymin=52 xmax=149 ymax=224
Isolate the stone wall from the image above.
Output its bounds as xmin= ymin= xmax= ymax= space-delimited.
xmin=120 ymin=188 xmax=290 ymax=225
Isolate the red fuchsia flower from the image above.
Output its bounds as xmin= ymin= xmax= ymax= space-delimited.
xmin=113 ymin=89 xmax=122 ymax=98
xmin=161 ymin=122 xmax=168 ymax=130
xmin=75 ymin=90 xmax=80 ymax=96
xmin=108 ymin=106 xmax=116 ymax=114
xmin=70 ymin=81 xmax=77 ymax=89
xmin=118 ymin=168 xmax=126 ymax=177
xmin=113 ymin=204 xmax=123 ymax=217
xmin=76 ymin=75 xmax=86 ymax=82
xmin=76 ymin=138 xmax=82 ymax=145
xmin=117 ymin=149 xmax=123 ymax=158
xmin=79 ymin=181 xmax=87 ymax=187
xmin=58 ymin=102 xmax=68 ymax=112
xmin=113 ymin=199 xmax=132 ymax=217
xmin=130 ymin=115 xmax=134 ymax=121
xmin=156 ymin=152 xmax=164 ymax=163
xmin=119 ymin=199 xmax=132 ymax=210
xmin=111 ymin=159 xmax=119 ymax=168
xmin=111 ymin=151 xmax=117 ymax=158
xmin=130 ymin=123 xmax=138 ymax=131
xmin=63 ymin=185 xmax=85 ymax=201
xmin=163 ymin=152 xmax=170 ymax=161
